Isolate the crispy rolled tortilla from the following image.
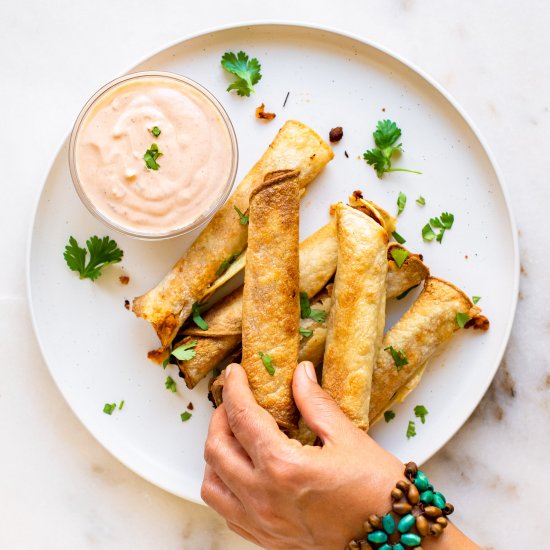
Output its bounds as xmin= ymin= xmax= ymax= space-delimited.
xmin=133 ymin=120 xmax=333 ymax=348
xmin=322 ymin=202 xmax=389 ymax=431
xmin=368 ymin=276 xmax=488 ymax=423
xmin=241 ymin=170 xmax=301 ymax=431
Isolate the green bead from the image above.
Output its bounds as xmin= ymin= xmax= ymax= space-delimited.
xmin=398 ymin=514 xmax=416 ymax=533
xmin=433 ymin=491 xmax=447 ymax=508
xmin=394 ymin=545 xmax=405 ymax=550
xmin=414 ymin=471 xmax=429 ymax=491
xmin=379 ymin=545 xmax=392 ymax=550
xmin=367 ymin=530 xmax=388 ymax=544
xmin=401 ymin=533 xmax=422 ymax=546
xmin=420 ymin=490 xmax=434 ymax=504
xmin=382 ymin=513 xmax=395 ymax=534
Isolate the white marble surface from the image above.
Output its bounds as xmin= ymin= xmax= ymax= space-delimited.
xmin=2 ymin=1 xmax=548 ymax=548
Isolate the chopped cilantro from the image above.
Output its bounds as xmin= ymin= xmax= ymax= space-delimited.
xmin=299 ymin=326 xmax=313 ymax=338
xmin=165 ymin=376 xmax=177 ymax=393
xmin=422 ymin=223 xmax=436 ymax=242
xmin=216 ymin=252 xmax=240 ymax=277
xmin=191 ymin=302 xmax=209 ymax=331
xmin=103 ymin=403 xmax=116 ymax=415
xmin=396 ymin=284 xmax=420 ymax=300
xmin=172 ymin=340 xmax=198 ymax=361
xmin=151 ymin=126 xmax=161 ymax=137
xmin=456 ymin=312 xmax=471 ymax=329
xmin=390 ymin=248 xmax=409 ymax=269
xmin=118 ymin=400 xmax=125 ymax=410
xmin=143 ymin=143 xmax=162 ymax=170
xmin=416 ymin=196 xmax=426 ymax=206
xmin=363 ymin=119 xmax=421 ymax=178
xmin=392 ymin=231 xmax=406 ymax=244
xmin=299 ymin=292 xmax=327 ymax=323
xmin=406 ymin=420 xmax=417 ymax=439
xmin=221 ymin=51 xmax=262 ymax=97
xmin=472 ymin=296 xmax=481 ymax=304
xmin=180 ymin=411 xmax=192 ymax=422
xmin=414 ymin=405 xmax=429 ymax=424
xmin=63 ymin=235 xmax=123 ymax=281
xmin=384 ymin=410 xmax=396 ymax=423
xmin=422 ymin=212 xmax=455 ymax=244
xmin=384 ymin=345 xmax=409 ymax=370
xmin=397 ymin=192 xmax=407 ymax=216
xmin=259 ymin=351 xmax=275 ymax=376
xmin=234 ymin=205 xmax=249 ymax=225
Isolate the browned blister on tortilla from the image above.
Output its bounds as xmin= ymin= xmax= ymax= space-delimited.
xmin=132 ymin=120 xmax=333 ymax=349
xmin=241 ymin=170 xmax=301 ymax=431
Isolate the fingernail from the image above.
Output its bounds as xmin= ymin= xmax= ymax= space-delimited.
xmin=302 ymin=361 xmax=316 ymax=382
xmin=225 ymin=365 xmax=232 ymax=378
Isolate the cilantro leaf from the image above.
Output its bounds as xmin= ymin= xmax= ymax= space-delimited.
xmin=456 ymin=312 xmax=471 ymax=329
xmin=162 ymin=356 xmax=171 ymax=369
xmin=406 ymin=420 xmax=417 ymax=439
xmin=259 ymin=352 xmax=275 ymax=376
xmin=151 ymin=126 xmax=161 ymax=137
xmin=384 ymin=346 xmax=409 ymax=370
xmin=143 ymin=143 xmax=162 ymax=170
xmin=300 ymin=292 xmax=327 ymax=323
xmin=309 ymin=309 xmax=327 ymax=323
xmin=414 ymin=405 xmax=429 ymax=424
xmin=363 ymin=119 xmax=421 ymax=178
xmin=384 ymin=410 xmax=396 ymax=423
xmin=440 ymin=212 xmax=455 ymax=229
xmin=396 ymin=284 xmax=419 ymax=300
xmin=103 ymin=403 xmax=116 ymax=415
xmin=180 ymin=411 xmax=192 ymax=422
xmin=390 ymin=248 xmax=409 ymax=269
xmin=191 ymin=302 xmax=209 ymax=331
xmin=165 ymin=376 xmax=177 ymax=393
xmin=299 ymin=326 xmax=313 ymax=338
xmin=64 ymin=235 xmax=123 ymax=281
xmin=118 ymin=400 xmax=125 ymax=410
xmin=221 ymin=51 xmax=262 ymax=97
xmin=234 ymin=205 xmax=249 ymax=225
xmin=392 ymin=231 xmax=406 ymax=244
xmin=435 ymin=228 xmax=446 ymax=243
xmin=472 ymin=296 xmax=481 ymax=304
xmin=422 ymin=223 xmax=436 ymax=242
xmin=172 ymin=340 xmax=198 ymax=361
xmin=416 ymin=196 xmax=426 ymax=206
xmin=397 ymin=191 xmax=407 ymax=216
xmin=216 ymin=252 xmax=240 ymax=277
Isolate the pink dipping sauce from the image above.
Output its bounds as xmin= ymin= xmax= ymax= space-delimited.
xmin=73 ymin=75 xmax=235 ymax=236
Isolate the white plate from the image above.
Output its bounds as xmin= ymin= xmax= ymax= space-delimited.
xmin=28 ymin=23 xmax=519 ymax=503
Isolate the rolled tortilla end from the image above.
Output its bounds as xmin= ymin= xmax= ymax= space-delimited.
xmin=322 ymin=203 xmax=389 ymax=431
xmin=241 ymin=170 xmax=301 ymax=431
xmin=132 ymin=120 xmax=333 ymax=349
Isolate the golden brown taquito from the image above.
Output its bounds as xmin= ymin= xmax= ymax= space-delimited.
xmin=241 ymin=170 xmax=301 ymax=431
xmin=322 ymin=202 xmax=389 ymax=431
xmin=132 ymin=120 xmax=333 ymax=349
xmin=368 ymin=276 xmax=488 ymax=423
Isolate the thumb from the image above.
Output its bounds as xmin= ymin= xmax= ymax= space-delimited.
xmin=293 ymin=361 xmax=354 ymax=444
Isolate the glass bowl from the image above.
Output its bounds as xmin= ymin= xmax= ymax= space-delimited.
xmin=68 ymin=71 xmax=238 ymax=240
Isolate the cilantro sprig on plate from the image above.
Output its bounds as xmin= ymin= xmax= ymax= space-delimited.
xmin=221 ymin=51 xmax=262 ymax=97
xmin=64 ymin=236 xmax=123 ymax=281
xmin=422 ymin=212 xmax=455 ymax=243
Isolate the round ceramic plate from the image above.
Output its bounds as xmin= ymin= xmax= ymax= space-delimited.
xmin=28 ymin=23 xmax=518 ymax=503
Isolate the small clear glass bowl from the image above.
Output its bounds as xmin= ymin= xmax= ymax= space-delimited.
xmin=68 ymin=71 xmax=238 ymax=240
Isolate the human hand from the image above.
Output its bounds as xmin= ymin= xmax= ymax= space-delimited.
xmin=201 ymin=361 xmax=405 ymax=549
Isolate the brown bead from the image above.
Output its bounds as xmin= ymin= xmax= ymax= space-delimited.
xmin=436 ymin=517 xmax=448 ymax=528
xmin=415 ymin=515 xmax=430 ymax=536
xmin=430 ymin=524 xmax=444 ymax=537
xmin=393 ymin=502 xmax=412 ymax=515
xmin=391 ymin=487 xmax=404 ymax=501
xmin=368 ymin=514 xmax=382 ymax=529
xmin=360 ymin=542 xmax=373 ymax=550
xmin=424 ymin=506 xmax=443 ymax=518
xmin=396 ymin=480 xmax=410 ymax=492
xmin=407 ymin=483 xmax=420 ymax=504
xmin=405 ymin=461 xmax=418 ymax=479
xmin=443 ymin=503 xmax=454 ymax=516
xmin=363 ymin=521 xmax=373 ymax=534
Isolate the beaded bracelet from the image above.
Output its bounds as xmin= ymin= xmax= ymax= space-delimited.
xmin=348 ymin=462 xmax=454 ymax=550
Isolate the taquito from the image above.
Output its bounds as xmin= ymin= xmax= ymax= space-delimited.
xmin=241 ymin=170 xmax=301 ymax=431
xmin=132 ymin=120 xmax=333 ymax=349
xmin=322 ymin=202 xmax=389 ymax=431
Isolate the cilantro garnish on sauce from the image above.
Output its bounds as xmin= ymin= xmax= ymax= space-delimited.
xmin=64 ymin=236 xmax=123 ymax=281
xmin=221 ymin=51 xmax=262 ymax=97
xmin=143 ymin=143 xmax=162 ymax=170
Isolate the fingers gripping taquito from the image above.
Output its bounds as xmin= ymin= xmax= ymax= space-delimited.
xmin=322 ymin=203 xmax=389 ymax=431
xmin=241 ymin=170 xmax=301 ymax=431
xmin=133 ymin=120 xmax=333 ymax=349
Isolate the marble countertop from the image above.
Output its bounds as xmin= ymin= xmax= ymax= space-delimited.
xmin=2 ymin=1 xmax=548 ymax=548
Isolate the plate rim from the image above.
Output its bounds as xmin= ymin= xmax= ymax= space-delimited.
xmin=26 ymin=20 xmax=520 ymax=504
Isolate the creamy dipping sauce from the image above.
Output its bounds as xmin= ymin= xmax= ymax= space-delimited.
xmin=74 ymin=75 xmax=235 ymax=235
